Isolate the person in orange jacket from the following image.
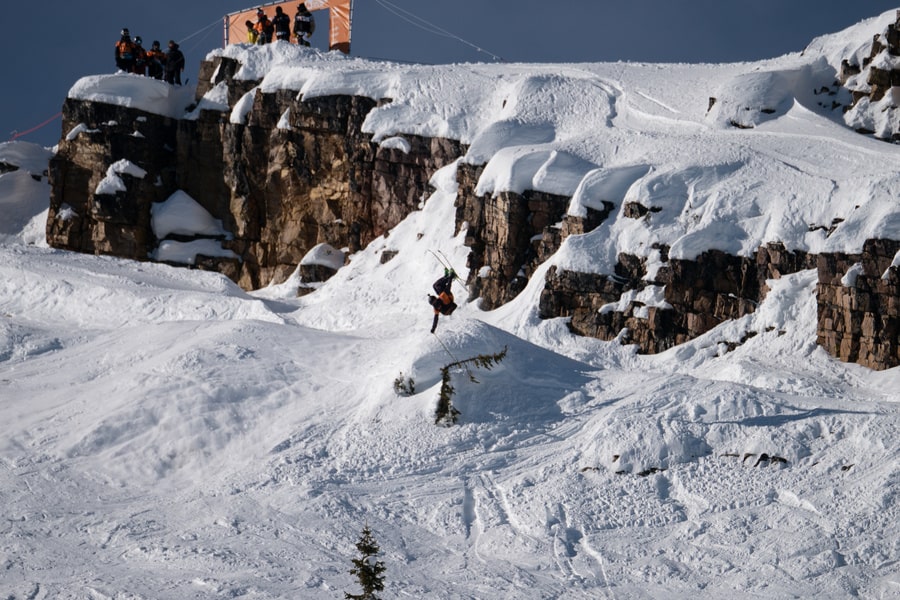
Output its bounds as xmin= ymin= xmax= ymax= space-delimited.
xmin=115 ymin=28 xmax=136 ymax=72
xmin=428 ymin=269 xmax=457 ymax=333
xmin=145 ymin=40 xmax=166 ymax=80
xmin=254 ymin=9 xmax=274 ymax=44
xmin=132 ymin=36 xmax=147 ymax=75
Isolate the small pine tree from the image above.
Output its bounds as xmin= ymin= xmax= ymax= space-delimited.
xmin=434 ymin=346 xmax=507 ymax=425
xmin=345 ymin=525 xmax=386 ymax=600
xmin=393 ymin=372 xmax=415 ymax=396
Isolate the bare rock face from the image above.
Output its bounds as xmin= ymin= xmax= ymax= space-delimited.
xmin=536 ymin=244 xmax=818 ymax=354
xmin=817 ymin=239 xmax=900 ymax=369
xmin=47 ymin=56 xmax=464 ymax=291
xmin=454 ymin=162 xmax=614 ymax=310
xmin=47 ymin=98 xmax=179 ymax=260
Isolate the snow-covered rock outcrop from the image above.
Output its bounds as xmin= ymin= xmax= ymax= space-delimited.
xmin=46 ymin=11 xmax=900 ymax=368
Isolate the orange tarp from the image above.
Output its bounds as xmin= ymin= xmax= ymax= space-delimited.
xmin=225 ymin=0 xmax=352 ymax=53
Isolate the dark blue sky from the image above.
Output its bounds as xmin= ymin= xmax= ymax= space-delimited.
xmin=2 ymin=1 xmax=898 ymax=147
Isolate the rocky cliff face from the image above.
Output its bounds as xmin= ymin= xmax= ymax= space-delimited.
xmin=47 ymin=47 xmax=899 ymax=370
xmin=47 ymin=99 xmax=179 ymax=260
xmin=839 ymin=10 xmax=900 ymax=141
xmin=537 ymin=244 xmax=816 ymax=352
xmin=817 ymin=239 xmax=900 ymax=369
xmin=457 ymin=169 xmax=898 ymax=369
xmin=48 ymin=55 xmax=463 ymax=290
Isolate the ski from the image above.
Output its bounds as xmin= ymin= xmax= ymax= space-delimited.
xmin=429 ymin=249 xmax=465 ymax=285
xmin=428 ymin=249 xmax=451 ymax=271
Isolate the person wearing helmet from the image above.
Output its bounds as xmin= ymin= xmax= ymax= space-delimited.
xmin=254 ymin=9 xmax=274 ymax=44
xmin=293 ymin=3 xmax=315 ymax=47
xmin=164 ymin=40 xmax=185 ymax=85
xmin=427 ymin=268 xmax=457 ymax=333
xmin=145 ymin=40 xmax=166 ymax=80
xmin=115 ymin=28 xmax=136 ymax=72
xmin=273 ymin=6 xmax=291 ymax=42
xmin=132 ymin=36 xmax=147 ymax=76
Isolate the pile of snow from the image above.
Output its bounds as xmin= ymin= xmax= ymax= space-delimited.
xmin=67 ymin=72 xmax=196 ymax=119
xmin=95 ymin=158 xmax=147 ymax=195
xmin=151 ymin=190 xmax=237 ymax=265
xmin=151 ymin=190 xmax=231 ymax=239
xmin=300 ymin=242 xmax=345 ymax=270
xmin=0 ymin=140 xmax=54 ymax=174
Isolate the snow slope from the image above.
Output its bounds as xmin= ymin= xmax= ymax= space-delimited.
xmin=3 ymin=10 xmax=900 ymax=599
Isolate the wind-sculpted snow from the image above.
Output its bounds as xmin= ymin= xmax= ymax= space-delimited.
xmin=0 ymin=140 xmax=54 ymax=175
xmin=206 ymin=27 xmax=900 ymax=264
xmin=706 ymin=58 xmax=833 ymax=129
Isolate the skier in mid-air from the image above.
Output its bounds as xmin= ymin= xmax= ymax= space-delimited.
xmin=428 ymin=268 xmax=457 ymax=333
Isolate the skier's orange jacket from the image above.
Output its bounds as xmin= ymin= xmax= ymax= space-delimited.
xmin=116 ymin=39 xmax=136 ymax=59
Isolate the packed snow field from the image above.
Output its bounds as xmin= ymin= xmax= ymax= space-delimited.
xmin=3 ymin=11 xmax=900 ymax=600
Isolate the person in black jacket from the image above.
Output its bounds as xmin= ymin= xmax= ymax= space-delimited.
xmin=145 ymin=40 xmax=166 ymax=80
xmin=428 ymin=269 xmax=457 ymax=333
xmin=293 ymin=3 xmax=316 ymax=46
xmin=273 ymin=6 xmax=291 ymax=42
xmin=164 ymin=40 xmax=185 ymax=85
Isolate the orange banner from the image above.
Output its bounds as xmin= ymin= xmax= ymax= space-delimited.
xmin=224 ymin=0 xmax=352 ymax=53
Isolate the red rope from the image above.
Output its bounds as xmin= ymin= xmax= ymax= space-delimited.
xmin=9 ymin=112 xmax=63 ymax=142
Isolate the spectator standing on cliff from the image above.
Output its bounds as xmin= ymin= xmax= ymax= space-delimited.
xmin=132 ymin=37 xmax=147 ymax=76
xmin=273 ymin=6 xmax=291 ymax=42
xmin=115 ymin=29 xmax=136 ymax=72
xmin=255 ymin=9 xmax=274 ymax=44
xmin=246 ymin=20 xmax=258 ymax=44
xmin=145 ymin=40 xmax=166 ymax=80
xmin=294 ymin=3 xmax=315 ymax=46
xmin=164 ymin=40 xmax=185 ymax=85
